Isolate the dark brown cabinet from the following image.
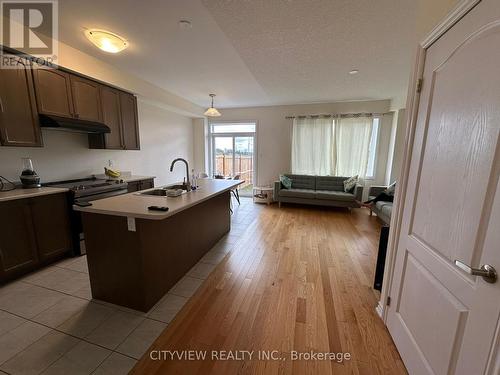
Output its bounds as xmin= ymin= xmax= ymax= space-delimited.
xmin=0 ymin=193 xmax=72 ymax=282
xmin=89 ymin=90 xmax=140 ymax=150
xmin=120 ymin=92 xmax=140 ymax=150
xmin=32 ymin=68 xmax=74 ymax=118
xmin=1 ymin=51 xmax=140 ymax=150
xmin=30 ymin=194 xmax=72 ymax=261
xmin=70 ymin=76 xmax=102 ymax=122
xmin=0 ymin=59 xmax=43 ymax=147
xmin=0 ymin=200 xmax=38 ymax=279
xmin=99 ymin=86 xmax=122 ymax=149
xmin=127 ymin=178 xmax=154 ymax=193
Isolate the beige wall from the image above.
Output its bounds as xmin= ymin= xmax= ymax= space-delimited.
xmin=195 ymin=100 xmax=394 ymax=191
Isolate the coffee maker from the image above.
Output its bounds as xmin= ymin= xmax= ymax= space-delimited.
xmin=20 ymin=158 xmax=41 ymax=188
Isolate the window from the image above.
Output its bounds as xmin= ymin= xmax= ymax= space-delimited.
xmin=211 ymin=122 xmax=256 ymax=133
xmin=291 ymin=116 xmax=379 ymax=178
xmin=365 ymin=118 xmax=380 ymax=179
xmin=209 ymin=121 xmax=257 ymax=196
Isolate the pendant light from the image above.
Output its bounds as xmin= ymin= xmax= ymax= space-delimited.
xmin=204 ymin=94 xmax=221 ymax=117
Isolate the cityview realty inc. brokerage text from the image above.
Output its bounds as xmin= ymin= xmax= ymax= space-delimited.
xmin=150 ymin=350 xmax=352 ymax=362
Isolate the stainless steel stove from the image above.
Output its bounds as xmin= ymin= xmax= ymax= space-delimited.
xmin=45 ymin=177 xmax=129 ymax=255
xmin=47 ymin=177 xmax=128 ymax=200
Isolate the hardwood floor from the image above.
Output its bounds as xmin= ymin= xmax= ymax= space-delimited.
xmin=132 ymin=203 xmax=407 ymax=374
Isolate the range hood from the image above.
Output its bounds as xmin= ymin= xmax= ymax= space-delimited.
xmin=39 ymin=114 xmax=110 ymax=134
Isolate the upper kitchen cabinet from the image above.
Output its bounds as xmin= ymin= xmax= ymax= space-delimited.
xmin=70 ymin=76 xmax=102 ymax=122
xmin=0 ymin=59 xmax=43 ymax=147
xmin=120 ymin=92 xmax=140 ymax=150
xmin=32 ymin=68 xmax=74 ymax=118
xmin=89 ymin=89 xmax=140 ymax=150
xmin=97 ymin=86 xmax=122 ymax=149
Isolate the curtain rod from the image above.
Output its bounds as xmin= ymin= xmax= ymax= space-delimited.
xmin=285 ymin=112 xmax=391 ymax=119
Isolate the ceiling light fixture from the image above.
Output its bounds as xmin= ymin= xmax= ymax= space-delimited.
xmin=84 ymin=29 xmax=129 ymax=53
xmin=349 ymin=69 xmax=359 ymax=75
xmin=204 ymin=94 xmax=221 ymax=117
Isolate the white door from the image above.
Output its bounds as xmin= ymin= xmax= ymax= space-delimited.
xmin=387 ymin=1 xmax=500 ymax=374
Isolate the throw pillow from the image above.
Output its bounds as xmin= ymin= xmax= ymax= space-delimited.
xmin=343 ymin=175 xmax=358 ymax=193
xmin=280 ymin=175 xmax=292 ymax=189
xmin=385 ymin=181 xmax=396 ymax=196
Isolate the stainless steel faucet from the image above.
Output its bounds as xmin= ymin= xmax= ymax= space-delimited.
xmin=169 ymin=158 xmax=191 ymax=191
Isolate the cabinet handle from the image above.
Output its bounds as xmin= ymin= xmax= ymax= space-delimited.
xmin=0 ymin=97 xmax=4 ymax=113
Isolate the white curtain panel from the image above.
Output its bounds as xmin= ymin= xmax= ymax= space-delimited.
xmin=291 ymin=117 xmax=334 ymax=176
xmin=334 ymin=117 xmax=373 ymax=178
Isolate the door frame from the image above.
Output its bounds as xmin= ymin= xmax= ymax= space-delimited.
xmin=378 ymin=1 xmax=500 ymax=371
xmin=208 ymin=120 xmax=259 ymax=188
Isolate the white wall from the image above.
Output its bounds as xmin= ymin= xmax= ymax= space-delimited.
xmin=194 ymin=100 xmax=393 ymax=189
xmin=0 ymin=101 xmax=193 ymax=185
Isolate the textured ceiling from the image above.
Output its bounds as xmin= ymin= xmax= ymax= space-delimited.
xmin=58 ymin=0 xmax=417 ymax=108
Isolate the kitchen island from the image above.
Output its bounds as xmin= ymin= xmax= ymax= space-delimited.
xmin=74 ymin=179 xmax=242 ymax=311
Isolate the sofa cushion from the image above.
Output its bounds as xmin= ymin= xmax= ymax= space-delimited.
xmin=315 ymin=176 xmax=346 ymax=191
xmin=315 ymin=190 xmax=355 ymax=201
xmin=375 ymin=201 xmax=392 ymax=210
xmin=280 ymin=188 xmax=316 ymax=199
xmin=284 ymin=174 xmax=315 ymax=190
xmin=380 ymin=203 xmax=393 ymax=218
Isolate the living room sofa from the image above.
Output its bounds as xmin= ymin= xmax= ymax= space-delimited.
xmin=368 ymin=185 xmax=393 ymax=225
xmin=274 ymin=174 xmax=363 ymax=208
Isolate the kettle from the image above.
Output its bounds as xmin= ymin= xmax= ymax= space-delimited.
xmin=20 ymin=158 xmax=41 ymax=188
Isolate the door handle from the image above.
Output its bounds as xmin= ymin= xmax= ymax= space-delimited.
xmin=454 ymin=260 xmax=497 ymax=284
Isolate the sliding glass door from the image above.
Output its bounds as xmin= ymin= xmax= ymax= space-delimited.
xmin=210 ymin=122 xmax=256 ymax=196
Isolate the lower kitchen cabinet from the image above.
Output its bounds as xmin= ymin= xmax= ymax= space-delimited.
xmin=0 ymin=193 xmax=72 ymax=282
xmin=127 ymin=178 xmax=154 ymax=193
xmin=31 ymin=194 xmax=72 ymax=261
xmin=0 ymin=200 xmax=38 ymax=279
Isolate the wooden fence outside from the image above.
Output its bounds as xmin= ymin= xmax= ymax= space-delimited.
xmin=215 ymin=154 xmax=253 ymax=188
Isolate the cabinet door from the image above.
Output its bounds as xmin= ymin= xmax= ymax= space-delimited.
xmin=70 ymin=76 xmax=102 ymax=122
xmin=119 ymin=92 xmax=140 ymax=150
xmin=30 ymin=193 xmax=72 ymax=261
xmin=0 ymin=199 xmax=38 ymax=279
xmin=33 ymin=68 xmax=74 ymax=118
xmin=0 ymin=59 xmax=42 ymax=147
xmin=100 ymin=86 xmax=123 ymax=149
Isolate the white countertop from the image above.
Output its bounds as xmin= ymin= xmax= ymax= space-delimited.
xmin=73 ymin=179 xmax=242 ymax=220
xmin=0 ymin=187 xmax=69 ymax=202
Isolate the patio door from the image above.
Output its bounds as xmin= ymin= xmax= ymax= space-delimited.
xmin=210 ymin=122 xmax=256 ymax=196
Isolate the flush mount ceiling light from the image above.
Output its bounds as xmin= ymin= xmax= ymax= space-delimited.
xmin=84 ymin=29 xmax=129 ymax=53
xmin=349 ymin=69 xmax=359 ymax=75
xmin=204 ymin=94 xmax=221 ymax=117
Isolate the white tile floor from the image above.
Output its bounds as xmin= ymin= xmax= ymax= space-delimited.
xmin=0 ymin=197 xmax=262 ymax=375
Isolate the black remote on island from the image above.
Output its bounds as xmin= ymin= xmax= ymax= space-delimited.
xmin=148 ymin=206 xmax=169 ymax=212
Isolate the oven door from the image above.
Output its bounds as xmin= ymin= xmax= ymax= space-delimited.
xmin=73 ymin=188 xmax=129 ymax=255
